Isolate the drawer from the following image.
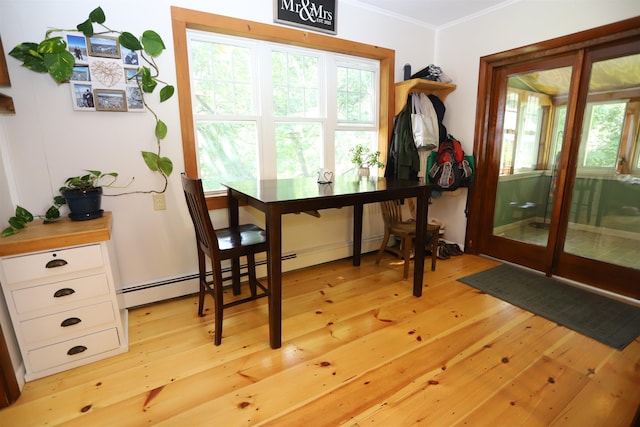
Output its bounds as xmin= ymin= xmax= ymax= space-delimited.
xmin=21 ymin=301 xmax=116 ymax=345
xmin=12 ymin=273 xmax=110 ymax=315
xmin=28 ymin=328 xmax=121 ymax=373
xmin=1 ymin=244 xmax=104 ymax=284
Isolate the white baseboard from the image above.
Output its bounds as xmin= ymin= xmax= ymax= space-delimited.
xmin=121 ymin=237 xmax=383 ymax=308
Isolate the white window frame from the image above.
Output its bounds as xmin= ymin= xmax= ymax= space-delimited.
xmin=187 ymin=29 xmax=380 ymax=192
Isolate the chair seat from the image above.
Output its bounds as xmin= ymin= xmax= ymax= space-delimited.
xmin=217 ymin=224 xmax=267 ymax=251
xmin=389 ymin=221 xmax=418 ymax=236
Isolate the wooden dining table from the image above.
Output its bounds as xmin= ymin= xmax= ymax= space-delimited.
xmin=223 ymin=176 xmax=435 ymax=349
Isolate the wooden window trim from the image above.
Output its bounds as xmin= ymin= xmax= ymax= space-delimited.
xmin=171 ymin=6 xmax=395 ymax=210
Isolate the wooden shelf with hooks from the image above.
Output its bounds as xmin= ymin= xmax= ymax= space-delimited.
xmin=395 ymin=79 xmax=456 ymax=115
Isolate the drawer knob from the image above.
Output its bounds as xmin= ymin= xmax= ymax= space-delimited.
xmin=53 ymin=288 xmax=76 ymax=298
xmin=61 ymin=317 xmax=82 ymax=327
xmin=46 ymin=259 xmax=68 ymax=268
xmin=67 ymin=345 xmax=88 ymax=356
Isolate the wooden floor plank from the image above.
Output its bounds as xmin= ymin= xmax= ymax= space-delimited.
xmin=0 ymin=253 xmax=637 ymax=427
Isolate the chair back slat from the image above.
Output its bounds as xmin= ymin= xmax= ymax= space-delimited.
xmin=380 ymin=199 xmax=404 ymax=227
xmin=181 ymin=174 xmax=220 ymax=254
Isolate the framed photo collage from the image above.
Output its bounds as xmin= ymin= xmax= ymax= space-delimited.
xmin=67 ymin=33 xmax=144 ymax=113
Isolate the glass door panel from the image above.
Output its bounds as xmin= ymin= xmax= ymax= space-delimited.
xmin=564 ymin=53 xmax=640 ymax=270
xmin=492 ymin=66 xmax=572 ymax=248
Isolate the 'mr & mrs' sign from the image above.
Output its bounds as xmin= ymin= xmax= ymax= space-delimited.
xmin=274 ymin=0 xmax=337 ymax=35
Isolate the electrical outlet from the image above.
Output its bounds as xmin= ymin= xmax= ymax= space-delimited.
xmin=153 ymin=194 xmax=166 ymax=211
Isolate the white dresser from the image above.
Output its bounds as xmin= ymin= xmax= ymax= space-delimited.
xmin=0 ymin=212 xmax=127 ymax=381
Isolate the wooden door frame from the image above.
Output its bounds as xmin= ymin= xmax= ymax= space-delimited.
xmin=0 ymin=324 xmax=20 ymax=407
xmin=465 ymin=16 xmax=640 ymax=299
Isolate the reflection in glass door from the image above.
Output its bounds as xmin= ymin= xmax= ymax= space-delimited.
xmin=492 ymin=66 xmax=572 ymax=249
xmin=564 ymin=53 xmax=640 ymax=271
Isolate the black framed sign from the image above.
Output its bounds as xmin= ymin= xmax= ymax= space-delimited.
xmin=274 ymin=0 xmax=337 ymax=35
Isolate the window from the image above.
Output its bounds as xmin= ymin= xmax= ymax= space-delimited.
xmin=173 ymin=8 xmax=394 ymax=208
xmin=186 ymin=31 xmax=379 ymax=193
xmin=499 ymin=87 xmax=549 ymax=174
xmin=172 ymin=8 xmax=394 ymax=208
xmin=578 ymin=101 xmax=626 ymax=170
xmin=500 ymin=86 xmax=631 ymax=176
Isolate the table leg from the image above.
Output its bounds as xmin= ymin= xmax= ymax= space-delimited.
xmin=227 ymin=189 xmax=239 ymax=226
xmin=413 ymin=189 xmax=427 ymax=297
xmin=227 ymin=189 xmax=242 ymax=295
xmin=353 ymin=203 xmax=363 ymax=266
xmin=266 ymin=206 xmax=282 ymax=349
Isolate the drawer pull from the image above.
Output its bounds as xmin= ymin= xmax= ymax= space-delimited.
xmin=67 ymin=345 xmax=87 ymax=356
xmin=53 ymin=288 xmax=76 ymax=298
xmin=46 ymin=259 xmax=68 ymax=268
xmin=61 ymin=317 xmax=82 ymax=327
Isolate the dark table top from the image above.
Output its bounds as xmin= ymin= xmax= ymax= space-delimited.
xmin=222 ymin=176 xmax=430 ymax=205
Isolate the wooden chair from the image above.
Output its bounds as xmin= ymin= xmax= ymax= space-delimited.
xmin=181 ymin=173 xmax=269 ymax=345
xmin=375 ymin=199 xmax=439 ymax=279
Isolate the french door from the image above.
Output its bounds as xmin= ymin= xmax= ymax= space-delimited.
xmin=467 ymin=18 xmax=640 ymax=299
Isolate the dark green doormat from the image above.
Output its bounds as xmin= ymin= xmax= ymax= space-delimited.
xmin=458 ymin=264 xmax=640 ymax=350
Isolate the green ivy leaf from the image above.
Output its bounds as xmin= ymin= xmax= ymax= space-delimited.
xmin=8 ymin=217 xmax=27 ymax=230
xmin=142 ymin=151 xmax=160 ymax=171
xmin=155 ymin=119 xmax=167 ymax=140
xmin=141 ymin=30 xmax=165 ymax=57
xmin=15 ymin=206 xmax=33 ymax=222
xmin=54 ymin=195 xmax=66 ymax=205
xmin=88 ymin=7 xmax=106 ymax=24
xmin=45 ymin=205 xmax=61 ymax=222
xmin=1 ymin=227 xmax=18 ymax=238
xmin=160 ymin=85 xmax=174 ymax=103
xmin=43 ymin=51 xmax=75 ymax=83
xmin=140 ymin=67 xmax=157 ymax=93
xmin=20 ymin=55 xmax=48 ymax=73
xmin=158 ymin=157 xmax=173 ymax=177
xmin=119 ymin=32 xmax=142 ymax=51
xmin=10 ymin=43 xmax=48 ymax=73
xmin=38 ymin=37 xmax=67 ymax=54
xmin=77 ymin=19 xmax=94 ymax=37
xmin=9 ymin=43 xmax=40 ymax=62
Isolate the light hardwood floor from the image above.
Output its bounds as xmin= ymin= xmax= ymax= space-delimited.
xmin=1 ymin=253 xmax=639 ymax=426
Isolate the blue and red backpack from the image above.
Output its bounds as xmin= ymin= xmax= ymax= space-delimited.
xmin=428 ymin=136 xmax=473 ymax=190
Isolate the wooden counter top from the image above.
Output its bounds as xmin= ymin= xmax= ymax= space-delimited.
xmin=0 ymin=211 xmax=113 ymax=257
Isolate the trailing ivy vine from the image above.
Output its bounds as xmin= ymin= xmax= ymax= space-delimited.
xmin=8 ymin=6 xmax=175 ymax=192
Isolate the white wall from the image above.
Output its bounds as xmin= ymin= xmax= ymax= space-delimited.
xmin=431 ymin=0 xmax=640 ymax=246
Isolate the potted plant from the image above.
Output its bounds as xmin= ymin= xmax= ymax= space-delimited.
xmin=349 ymin=143 xmax=385 ymax=176
xmin=58 ymin=170 xmax=128 ymax=220
xmin=1 ymin=170 xmax=126 ymax=236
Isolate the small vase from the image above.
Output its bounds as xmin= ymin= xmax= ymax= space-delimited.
xmin=357 ymin=167 xmax=370 ymax=177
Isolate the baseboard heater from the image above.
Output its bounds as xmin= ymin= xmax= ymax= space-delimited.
xmin=121 ymin=253 xmax=297 ymax=294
